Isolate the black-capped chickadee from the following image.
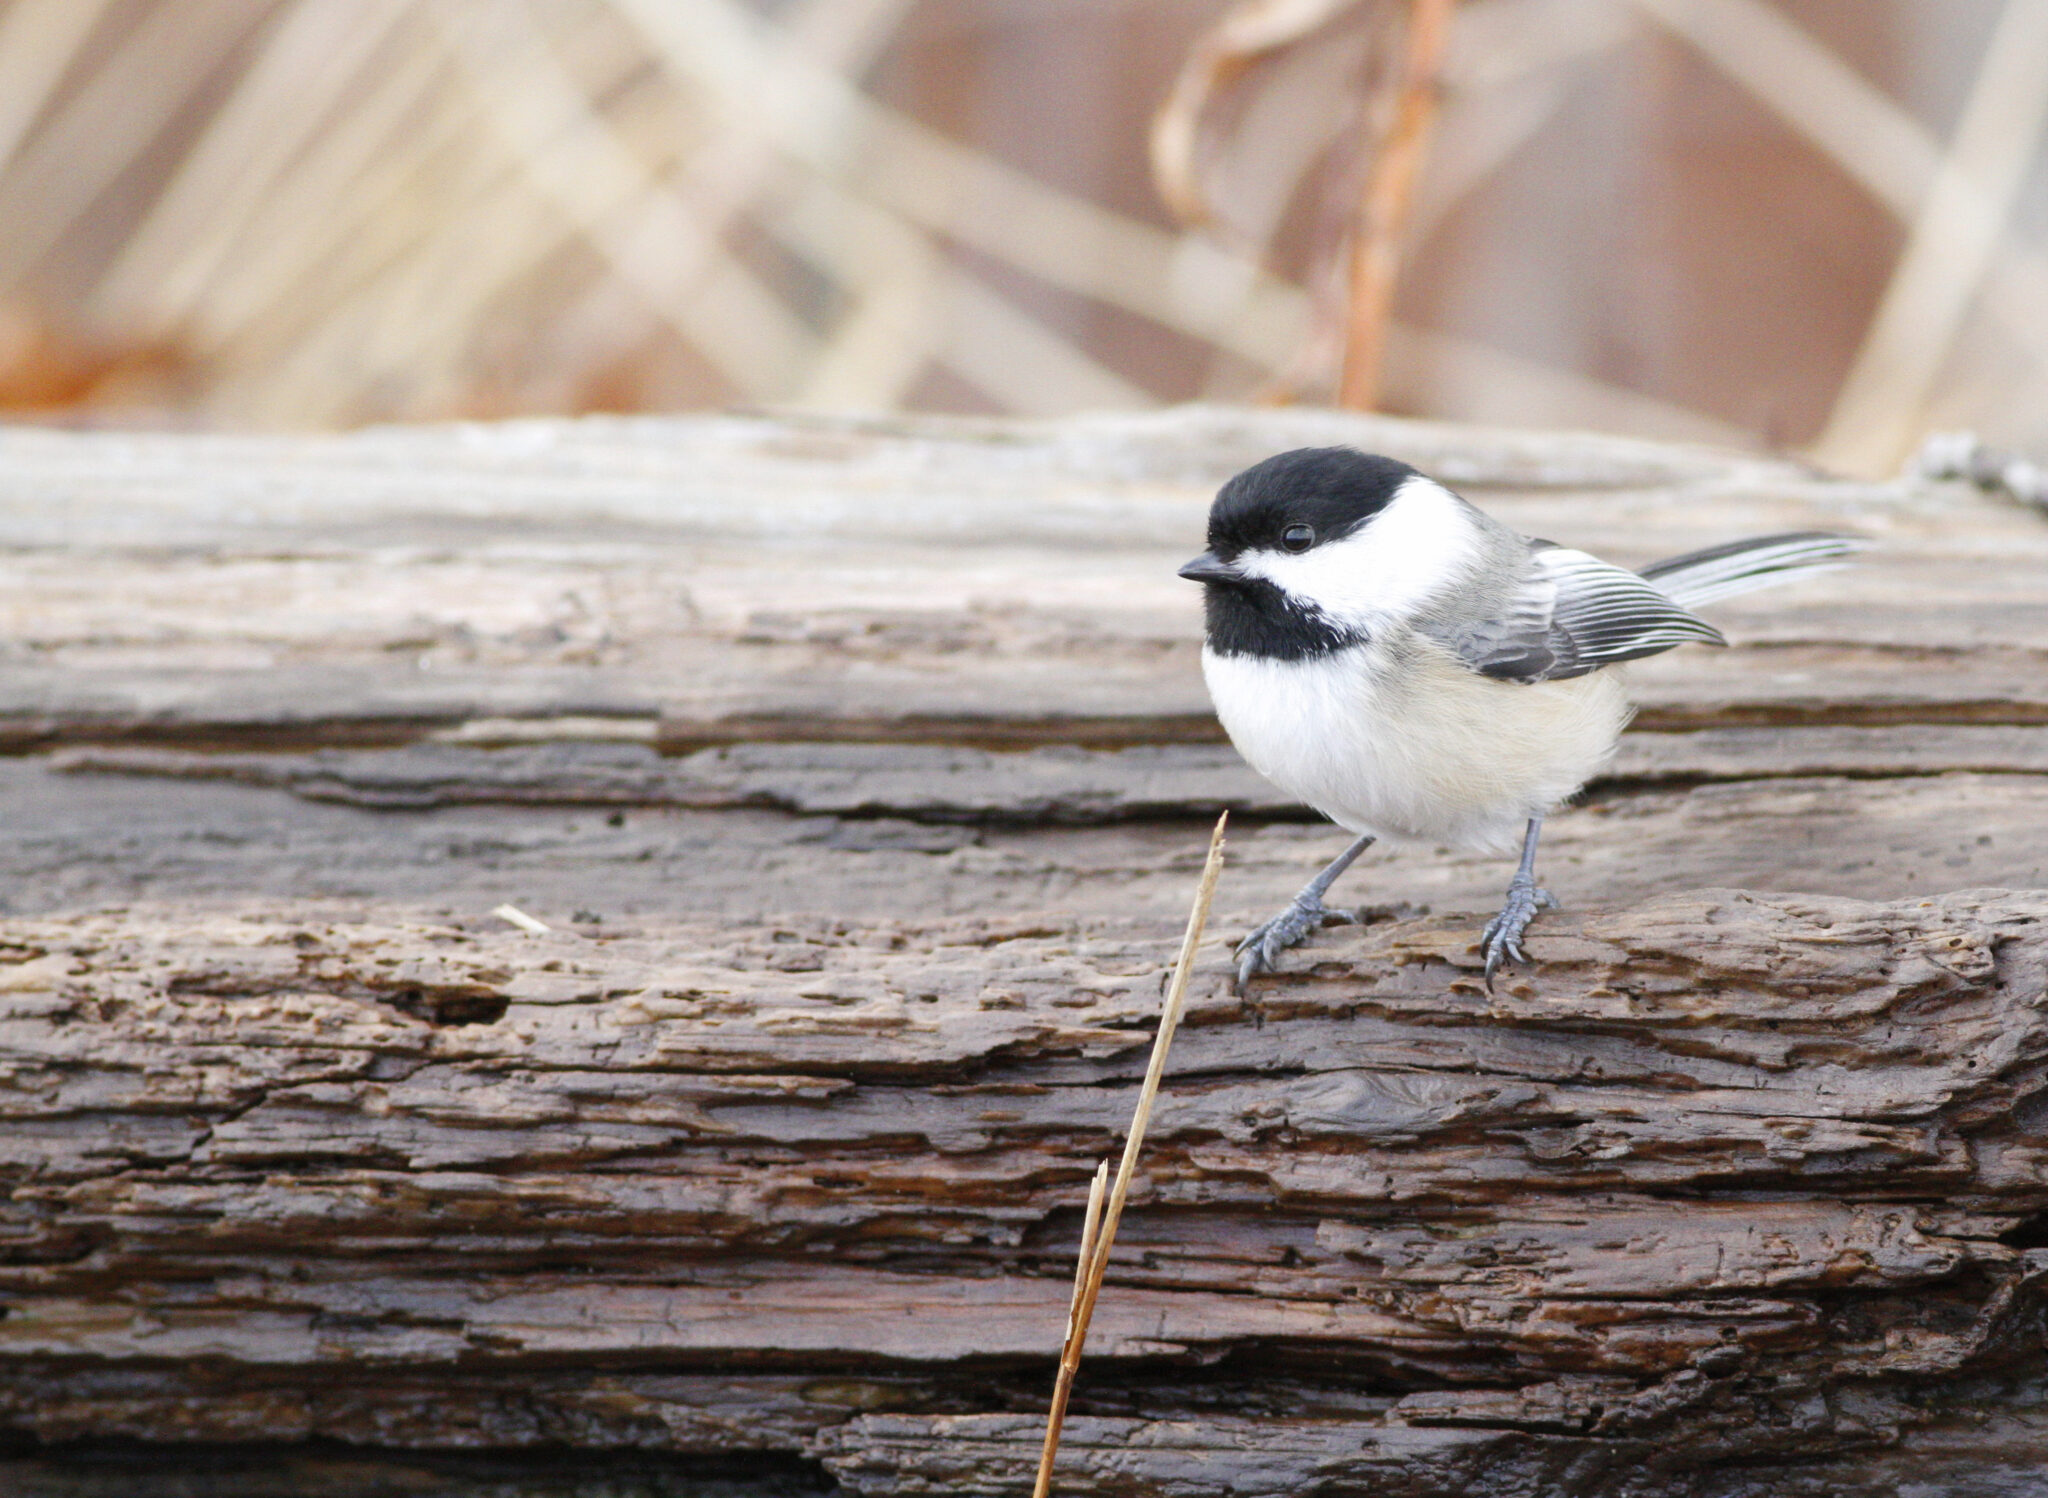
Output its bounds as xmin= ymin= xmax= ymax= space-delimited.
xmin=1180 ymin=447 xmax=1861 ymax=990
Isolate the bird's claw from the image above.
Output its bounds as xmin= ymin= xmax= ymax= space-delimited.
xmin=1480 ymin=881 xmax=1557 ymax=987
xmin=1233 ymin=896 xmax=1362 ymax=993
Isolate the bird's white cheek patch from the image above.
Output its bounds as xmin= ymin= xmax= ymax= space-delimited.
xmin=1235 ymin=476 xmax=1479 ymax=629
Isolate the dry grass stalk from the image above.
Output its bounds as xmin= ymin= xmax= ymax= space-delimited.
xmin=1031 ymin=810 xmax=1228 ymax=1498
xmin=1148 ymin=0 xmax=1362 ymax=232
xmin=0 ymin=0 xmax=262 ymax=291
xmin=618 ymin=0 xmax=1290 ymax=385
xmin=1032 ymin=1156 xmax=1108 ymax=1497
xmin=1338 ymin=0 xmax=1456 ymax=410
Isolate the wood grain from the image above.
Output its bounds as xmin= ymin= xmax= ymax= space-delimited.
xmin=1 ymin=891 xmax=2046 ymax=1495
xmin=5 ymin=408 xmax=2048 ymax=1494
xmin=0 ymin=408 xmax=2039 ymax=749
xmin=49 ymin=725 xmax=2048 ymax=819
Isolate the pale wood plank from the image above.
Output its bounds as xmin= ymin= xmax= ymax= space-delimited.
xmin=0 ymin=409 xmax=2036 ymax=745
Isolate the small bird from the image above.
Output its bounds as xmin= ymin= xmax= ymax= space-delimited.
xmin=1179 ymin=447 xmax=1860 ymax=990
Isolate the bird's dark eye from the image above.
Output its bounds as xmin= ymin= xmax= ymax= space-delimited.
xmin=1281 ymin=523 xmax=1315 ymax=553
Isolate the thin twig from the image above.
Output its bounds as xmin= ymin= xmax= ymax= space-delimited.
xmin=1031 ymin=811 xmax=1228 ymax=1498
xmin=1033 ymin=1159 xmax=1107 ymax=1498
xmin=1069 ymin=1161 xmax=1111 ymax=1333
xmin=1148 ymin=0 xmax=1358 ymax=231
xmin=1338 ymin=0 xmax=1456 ymax=410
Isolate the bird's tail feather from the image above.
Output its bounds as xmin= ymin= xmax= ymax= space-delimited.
xmin=1638 ymin=531 xmax=1864 ymax=609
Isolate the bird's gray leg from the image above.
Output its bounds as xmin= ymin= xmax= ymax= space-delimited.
xmin=1480 ymin=817 xmax=1558 ymax=986
xmin=1234 ymin=833 xmax=1377 ymax=992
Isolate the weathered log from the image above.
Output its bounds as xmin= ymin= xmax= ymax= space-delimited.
xmin=0 ymin=407 xmax=2041 ymax=751
xmin=1 ymin=891 xmax=2047 ymax=1497
xmin=5 ymin=407 xmax=2048 ymax=1493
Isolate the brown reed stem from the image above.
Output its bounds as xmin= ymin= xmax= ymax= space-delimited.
xmin=1031 ymin=810 xmax=1228 ymax=1498
xmin=1338 ymin=0 xmax=1456 ymax=410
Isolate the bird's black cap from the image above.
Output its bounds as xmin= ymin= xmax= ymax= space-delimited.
xmin=1180 ymin=448 xmax=1417 ymax=661
xmin=1203 ymin=447 xmax=1418 ymax=561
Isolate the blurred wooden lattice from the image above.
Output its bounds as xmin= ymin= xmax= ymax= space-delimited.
xmin=1153 ymin=0 xmax=2048 ymax=467
xmin=0 ymin=0 xmax=2044 ymax=465
xmin=0 ymin=0 xmax=1304 ymax=426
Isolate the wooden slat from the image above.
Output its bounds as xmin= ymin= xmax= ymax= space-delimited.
xmin=6 ymin=757 xmax=2048 ymax=931
xmin=50 ymin=726 xmax=2048 ymax=821
xmin=0 ymin=408 xmax=2038 ymax=747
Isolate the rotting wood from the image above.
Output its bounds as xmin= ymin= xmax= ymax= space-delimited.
xmin=0 ymin=890 xmax=2046 ymax=1497
xmin=3 ymin=407 xmax=2048 ymax=1494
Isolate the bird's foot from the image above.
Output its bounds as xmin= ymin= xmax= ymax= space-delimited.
xmin=1234 ymin=894 xmax=1365 ymax=992
xmin=1480 ymin=878 xmax=1557 ymax=988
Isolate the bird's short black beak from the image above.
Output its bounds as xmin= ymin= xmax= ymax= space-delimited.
xmin=1178 ymin=552 xmax=1240 ymax=585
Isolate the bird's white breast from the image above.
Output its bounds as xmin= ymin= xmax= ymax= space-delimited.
xmin=1202 ymin=633 xmax=1632 ymax=852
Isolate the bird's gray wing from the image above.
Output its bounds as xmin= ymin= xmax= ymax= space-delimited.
xmin=1423 ymin=542 xmax=1725 ymax=684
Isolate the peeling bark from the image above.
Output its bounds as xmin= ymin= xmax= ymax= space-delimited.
xmin=2 ymin=892 xmax=2047 ymax=1493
